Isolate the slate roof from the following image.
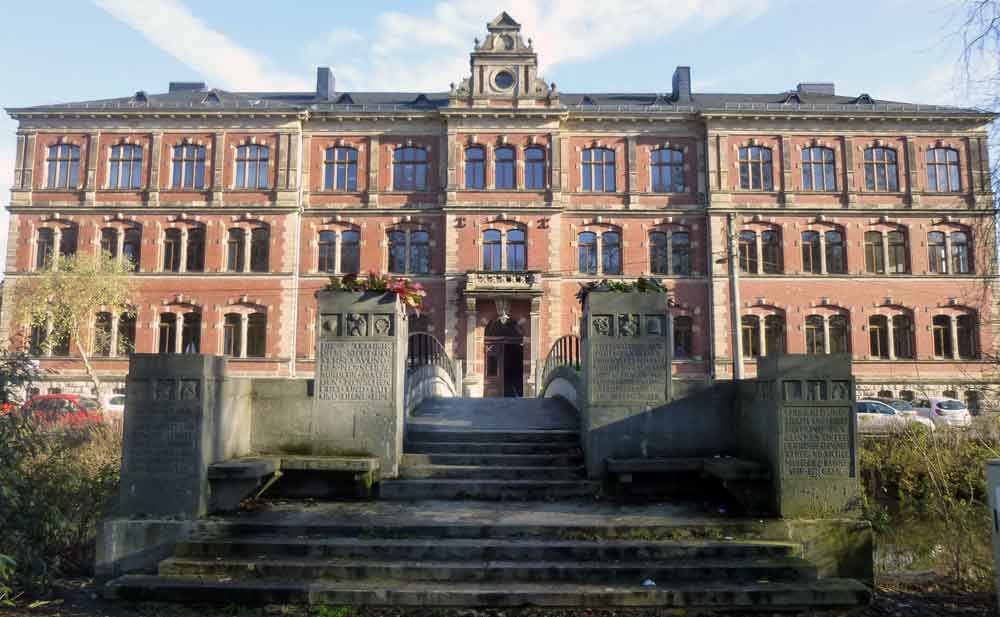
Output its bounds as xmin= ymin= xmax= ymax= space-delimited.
xmin=6 ymin=87 xmax=991 ymax=116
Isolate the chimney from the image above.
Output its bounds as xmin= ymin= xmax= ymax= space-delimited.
xmin=797 ymin=82 xmax=835 ymax=96
xmin=316 ymin=67 xmax=335 ymax=100
xmin=672 ymin=66 xmax=692 ymax=103
xmin=168 ymin=82 xmax=206 ymax=93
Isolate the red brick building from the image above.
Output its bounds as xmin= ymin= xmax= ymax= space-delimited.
xmin=3 ymin=13 xmax=997 ymax=406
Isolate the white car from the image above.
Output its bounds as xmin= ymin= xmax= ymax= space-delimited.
xmin=912 ymin=397 xmax=972 ymax=429
xmin=103 ymin=394 xmax=126 ymax=418
xmin=856 ymin=399 xmax=935 ymax=435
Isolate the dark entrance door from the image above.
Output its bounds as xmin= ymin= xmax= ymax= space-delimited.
xmin=483 ymin=319 xmax=524 ymax=398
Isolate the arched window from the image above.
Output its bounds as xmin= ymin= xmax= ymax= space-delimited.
xmin=869 ymin=316 xmax=889 ymax=358
xmin=158 ymin=314 xmax=177 ymax=353
xmin=951 ymin=231 xmax=971 ymax=273
xmin=163 ymin=229 xmax=182 ymax=272
xmin=341 ymin=230 xmax=360 ymax=274
xmin=765 ymin=314 xmax=786 ymax=355
xmin=324 ymin=147 xmax=358 ymax=191
xmin=247 ymin=314 xmax=266 ymax=358
xmin=582 ymin=147 xmax=615 ymax=192
xmin=741 ymin=315 xmax=760 ymax=357
xmin=465 ymin=146 xmax=485 ymax=189
xmin=495 ymin=147 xmax=515 ymax=189
xmin=805 ymin=315 xmax=824 ymax=354
xmin=738 ymin=146 xmax=773 ymax=191
xmin=651 ymin=148 xmax=684 ymax=192
xmin=525 ymin=146 xmax=545 ymax=189
xmin=118 ymin=314 xmax=136 ymax=355
xmin=94 ymin=312 xmax=113 ymax=357
xmin=51 ymin=333 xmax=69 ymax=357
xmin=932 ymin=315 xmax=951 ymax=357
xmin=387 ymin=229 xmax=428 ymax=274
xmin=186 ymin=226 xmax=205 ymax=272
xmin=801 ymin=231 xmax=821 ymax=274
xmin=178 ymin=313 xmax=199 ymax=353
xmin=825 ymin=230 xmax=846 ymax=274
xmin=29 ymin=325 xmax=46 ymax=356
xmin=318 ymin=231 xmax=337 ymax=273
xmin=957 ymin=314 xmax=976 ymax=359
xmin=649 ymin=232 xmax=668 ymax=274
xmin=249 ymin=227 xmax=269 ymax=272
xmin=223 ymin=313 xmax=241 ymax=357
xmin=893 ymin=314 xmax=914 ymax=359
xmin=409 ymin=231 xmax=430 ymax=274
xmin=864 ymin=232 xmax=884 ymax=273
xmin=171 ymin=144 xmax=207 ymax=189
xmin=100 ymin=228 xmax=118 ymax=258
xmin=739 ymin=231 xmax=757 ymax=273
xmin=35 ymin=229 xmax=54 ymax=269
xmin=123 ymin=227 xmax=141 ymax=272
xmin=674 ymin=316 xmax=693 ymax=358
xmin=227 ymin=229 xmax=245 ymax=272
xmin=235 ymin=144 xmax=270 ymax=189
xmin=602 ymin=231 xmax=622 ymax=275
xmin=109 ymin=144 xmax=143 ymax=189
xmin=507 ymin=229 xmax=526 ymax=271
xmin=761 ymin=230 xmax=782 ymax=274
xmin=863 ymin=147 xmax=898 ymax=192
xmin=578 ymin=232 xmax=597 ymax=274
xmin=393 ymin=146 xmax=428 ymax=191
xmin=482 ymin=229 xmax=502 ymax=271
xmin=926 ymin=147 xmax=960 ymax=192
xmin=928 ymin=231 xmax=947 ymax=273
xmin=46 ymin=144 xmax=81 ymax=189
xmin=829 ymin=315 xmax=850 ymax=353
xmin=887 ymin=231 xmax=908 ymax=274
xmin=671 ymin=232 xmax=690 ymax=275
xmin=802 ymin=146 xmax=836 ymax=191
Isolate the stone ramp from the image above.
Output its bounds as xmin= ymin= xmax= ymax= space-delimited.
xmin=408 ymin=396 xmax=578 ymax=431
xmin=104 ymin=500 xmax=871 ymax=610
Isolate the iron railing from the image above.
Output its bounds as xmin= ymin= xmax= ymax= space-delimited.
xmin=407 ymin=332 xmax=459 ymax=385
xmin=539 ymin=334 xmax=581 ymax=392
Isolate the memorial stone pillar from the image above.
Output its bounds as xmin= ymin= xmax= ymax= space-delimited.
xmin=581 ymin=291 xmax=673 ymax=479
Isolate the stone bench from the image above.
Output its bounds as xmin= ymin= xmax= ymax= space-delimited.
xmin=208 ymin=455 xmax=380 ymax=512
xmin=606 ymin=457 xmax=772 ymax=515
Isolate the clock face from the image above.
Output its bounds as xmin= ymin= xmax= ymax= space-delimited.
xmin=494 ymin=71 xmax=515 ymax=90
xmin=500 ymin=35 xmax=514 ymax=50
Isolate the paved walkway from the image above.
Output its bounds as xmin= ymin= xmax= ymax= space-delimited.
xmin=408 ymin=397 xmax=578 ymax=431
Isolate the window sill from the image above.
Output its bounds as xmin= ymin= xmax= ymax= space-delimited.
xmin=732 ymin=190 xmax=779 ymax=195
xmin=312 ymin=190 xmax=365 ymax=195
xmin=791 ymin=190 xmax=842 ymax=195
xmin=160 ymin=188 xmax=211 ymax=193
xmin=34 ymin=188 xmax=84 ymax=193
xmin=919 ymin=191 xmax=967 ymax=196
xmin=227 ymin=188 xmax=274 ymax=193
xmin=99 ymin=188 xmax=147 ymax=193
xmin=856 ymin=191 xmax=906 ymax=196
xmin=567 ymin=191 xmax=625 ymax=196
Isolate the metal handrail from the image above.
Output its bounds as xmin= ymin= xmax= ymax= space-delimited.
xmin=539 ymin=335 xmax=581 ymax=392
xmin=406 ymin=332 xmax=458 ymax=385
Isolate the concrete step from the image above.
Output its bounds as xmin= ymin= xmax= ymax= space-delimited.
xmin=379 ymin=479 xmax=599 ymax=501
xmin=405 ymin=441 xmax=580 ymax=455
xmin=406 ymin=429 xmax=580 ymax=444
xmin=398 ymin=465 xmax=586 ymax=480
xmin=158 ymin=556 xmax=816 ymax=584
xmin=401 ymin=452 xmax=582 ymax=467
xmin=175 ymin=536 xmax=800 ymax=563
xmin=106 ymin=576 xmax=872 ymax=609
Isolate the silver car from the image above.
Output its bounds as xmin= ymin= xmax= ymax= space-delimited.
xmin=912 ymin=397 xmax=972 ymax=429
xmin=856 ymin=399 xmax=935 ymax=434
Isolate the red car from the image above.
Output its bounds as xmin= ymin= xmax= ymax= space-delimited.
xmin=21 ymin=394 xmax=104 ymax=428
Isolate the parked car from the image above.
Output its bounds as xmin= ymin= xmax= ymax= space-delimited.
xmin=912 ymin=397 xmax=973 ymax=429
xmin=876 ymin=398 xmax=920 ymax=417
xmin=21 ymin=394 xmax=104 ymax=428
xmin=856 ymin=399 xmax=935 ymax=435
xmin=103 ymin=394 xmax=126 ymax=418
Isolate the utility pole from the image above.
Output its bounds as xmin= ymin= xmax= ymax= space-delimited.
xmin=727 ymin=213 xmax=744 ymax=380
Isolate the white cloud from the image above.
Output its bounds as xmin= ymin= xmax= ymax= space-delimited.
xmin=313 ymin=0 xmax=769 ymax=91
xmin=93 ymin=0 xmax=310 ymax=91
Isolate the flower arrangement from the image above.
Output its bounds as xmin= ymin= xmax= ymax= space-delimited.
xmin=324 ymin=272 xmax=426 ymax=313
xmin=575 ymin=277 xmax=668 ymax=305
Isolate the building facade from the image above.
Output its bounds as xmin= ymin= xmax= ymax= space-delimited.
xmin=3 ymin=13 xmax=997 ymax=406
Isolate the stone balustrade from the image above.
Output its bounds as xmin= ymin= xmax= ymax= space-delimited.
xmin=464 ymin=270 xmax=542 ymax=294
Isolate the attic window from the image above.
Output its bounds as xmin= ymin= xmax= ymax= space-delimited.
xmin=782 ymin=92 xmax=802 ymax=104
xmin=854 ymin=93 xmax=874 ymax=105
xmin=336 ymin=93 xmax=354 ymax=105
xmin=651 ymin=94 xmax=671 ymax=106
xmin=202 ymin=92 xmax=221 ymax=104
xmin=133 ymin=91 xmax=148 ymax=104
xmin=580 ymin=96 xmax=596 ymax=106
xmin=412 ymin=94 xmax=431 ymax=107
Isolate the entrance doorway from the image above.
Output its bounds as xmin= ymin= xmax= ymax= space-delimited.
xmin=484 ymin=319 xmax=524 ymax=398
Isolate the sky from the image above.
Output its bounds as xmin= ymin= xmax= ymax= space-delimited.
xmin=0 ymin=0 xmax=991 ymax=274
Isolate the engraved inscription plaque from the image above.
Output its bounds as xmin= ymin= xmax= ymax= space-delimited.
xmin=317 ymin=340 xmax=394 ymax=401
xmin=590 ymin=341 xmax=668 ymax=404
xmin=781 ymin=406 xmax=853 ymax=478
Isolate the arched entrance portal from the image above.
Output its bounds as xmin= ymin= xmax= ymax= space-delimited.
xmin=484 ymin=319 xmax=524 ymax=397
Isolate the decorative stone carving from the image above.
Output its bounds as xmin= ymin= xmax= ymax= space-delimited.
xmin=373 ymin=314 xmax=393 ymax=336
xmin=618 ymin=314 xmax=639 ymax=337
xmin=346 ymin=313 xmax=367 ymax=337
xmin=593 ymin=315 xmax=612 ymax=336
